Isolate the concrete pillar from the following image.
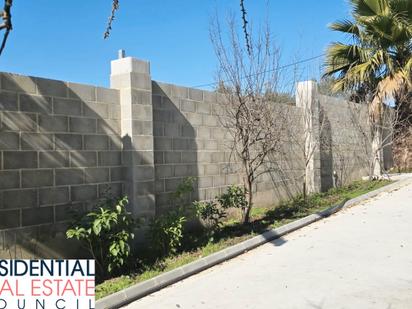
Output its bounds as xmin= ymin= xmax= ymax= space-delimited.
xmin=296 ymin=81 xmax=321 ymax=194
xmin=110 ymin=56 xmax=155 ymax=218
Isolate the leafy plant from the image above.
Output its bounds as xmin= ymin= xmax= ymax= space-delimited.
xmin=148 ymin=177 xmax=195 ymax=257
xmin=193 ymin=200 xmax=226 ymax=239
xmin=218 ymin=185 xmax=249 ymax=211
xmin=66 ymin=195 xmax=136 ymax=279
xmin=148 ymin=209 xmax=186 ymax=257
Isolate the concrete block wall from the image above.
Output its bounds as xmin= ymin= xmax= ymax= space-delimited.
xmin=0 ymin=55 xmax=389 ymax=258
xmin=0 ymin=73 xmax=124 ymax=257
xmin=319 ymin=95 xmax=372 ymax=188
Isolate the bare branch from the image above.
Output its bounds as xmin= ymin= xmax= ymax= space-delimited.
xmin=0 ymin=0 xmax=13 ymax=56
xmin=104 ymin=0 xmax=120 ymax=39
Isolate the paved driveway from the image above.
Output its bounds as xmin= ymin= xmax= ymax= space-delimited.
xmin=125 ymin=181 xmax=412 ymax=309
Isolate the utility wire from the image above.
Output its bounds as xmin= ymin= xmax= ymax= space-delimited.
xmin=191 ymin=53 xmax=325 ymax=89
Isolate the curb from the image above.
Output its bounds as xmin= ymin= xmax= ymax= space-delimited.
xmin=97 ymin=177 xmax=412 ymax=309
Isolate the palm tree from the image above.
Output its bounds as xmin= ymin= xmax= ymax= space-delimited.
xmin=324 ymin=0 xmax=412 ymax=176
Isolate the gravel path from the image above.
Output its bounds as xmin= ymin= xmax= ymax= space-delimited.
xmin=125 ymin=181 xmax=412 ymax=309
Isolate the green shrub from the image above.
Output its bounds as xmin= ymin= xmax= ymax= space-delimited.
xmin=193 ymin=200 xmax=226 ymax=238
xmin=218 ymin=185 xmax=249 ymax=211
xmin=148 ymin=209 xmax=186 ymax=256
xmin=66 ymin=196 xmax=136 ymax=279
xmin=148 ymin=177 xmax=195 ymax=257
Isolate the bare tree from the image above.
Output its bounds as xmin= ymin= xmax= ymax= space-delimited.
xmin=0 ymin=0 xmax=12 ymax=55
xmin=210 ymin=14 xmax=288 ymax=224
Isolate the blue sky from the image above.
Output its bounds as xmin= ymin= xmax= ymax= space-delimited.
xmin=0 ymin=1 xmax=350 ymax=89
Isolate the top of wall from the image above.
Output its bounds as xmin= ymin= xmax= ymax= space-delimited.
xmin=0 ymin=72 xmax=119 ymax=104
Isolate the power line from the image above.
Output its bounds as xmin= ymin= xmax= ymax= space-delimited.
xmin=191 ymin=53 xmax=325 ymax=89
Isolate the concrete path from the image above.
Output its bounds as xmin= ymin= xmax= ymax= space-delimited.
xmin=125 ymin=181 xmax=412 ymax=309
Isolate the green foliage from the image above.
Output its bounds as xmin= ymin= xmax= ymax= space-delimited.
xmin=148 ymin=177 xmax=195 ymax=257
xmin=148 ymin=209 xmax=186 ymax=257
xmin=193 ymin=200 xmax=226 ymax=238
xmin=218 ymin=185 xmax=249 ymax=211
xmin=66 ymin=196 xmax=135 ymax=278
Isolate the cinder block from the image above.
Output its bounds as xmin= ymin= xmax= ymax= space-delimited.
xmin=20 ymin=94 xmax=52 ymax=114
xmin=189 ymin=88 xmax=203 ymax=101
xmin=83 ymin=102 xmax=109 ymax=119
xmin=197 ymin=102 xmax=210 ymax=114
xmin=203 ymin=91 xmax=217 ymax=103
xmin=21 ymin=133 xmax=54 ymax=150
xmin=204 ymin=140 xmax=218 ymax=151
xmin=130 ymin=73 xmax=151 ymax=91
xmin=1 ymin=112 xmax=37 ymax=132
xmin=185 ymin=113 xmax=203 ymax=126
xmin=132 ymin=89 xmax=152 ymax=106
xmin=153 ymin=122 xmax=164 ymax=137
xmin=35 ymin=77 xmax=67 ymax=97
xmin=22 ymin=206 xmax=54 ymax=226
xmin=152 ymin=81 xmax=172 ymax=96
xmin=39 ymin=115 xmax=68 ymax=132
xmin=39 ymin=187 xmax=70 ymax=206
xmin=133 ymin=121 xmax=153 ymax=136
xmin=163 ymin=123 xmax=180 ymax=138
xmin=55 ymin=168 xmax=84 ymax=185
xmin=109 ymin=105 xmax=121 ymax=120
xmin=165 ymin=178 xmax=183 ymax=192
xmin=69 ymin=117 xmax=97 ymax=133
xmin=85 ymin=168 xmax=110 ymax=183
xmin=96 ymin=87 xmax=120 ymax=104
xmin=153 ymin=178 xmax=165 ymax=194
xmin=98 ymin=151 xmax=122 ymax=166
xmin=153 ymin=110 xmax=173 ymax=123
xmin=131 ymin=151 xmax=154 ymax=165
xmin=172 ymin=138 xmax=188 ymax=151
xmin=0 ymin=171 xmax=20 ymax=189
xmin=134 ymin=166 xmax=154 ymax=181
xmin=3 ymin=151 xmax=37 ymax=169
xmin=109 ymin=135 xmax=123 ymax=150
xmin=0 ymin=132 xmax=19 ymax=150
xmin=54 ymin=203 xmax=84 ymax=222
xmin=70 ymin=151 xmax=97 ymax=167
xmin=71 ymin=185 xmax=98 ymax=202
xmin=181 ymin=125 xmax=196 ymax=138
xmin=0 ymin=91 xmax=18 ymax=111
xmin=171 ymin=85 xmax=188 ymax=98
xmin=2 ymin=189 xmax=37 ymax=208
xmin=198 ymin=176 xmax=213 ymax=188
xmin=132 ymin=105 xmax=152 ymax=121
xmin=68 ymin=82 xmax=96 ymax=101
xmin=204 ymin=164 xmax=220 ymax=176
xmin=155 ymin=165 xmax=173 ymax=179
xmin=180 ymin=100 xmax=196 ymax=113
xmin=98 ymin=182 xmax=123 ymax=198
xmin=97 ymin=119 xmax=121 ymax=137
xmin=53 ymin=98 xmax=82 ymax=116
xmin=0 ymin=209 xmax=20 ymax=229
xmin=1 ymin=73 xmax=36 ymax=93
xmin=84 ymin=135 xmax=109 ymax=150
xmin=197 ymin=127 xmax=211 ymax=139
xmin=181 ymin=151 xmax=197 ymax=163
xmin=135 ymin=181 xmax=155 ymax=196
xmin=203 ymin=115 xmax=218 ymax=126
xmin=198 ymin=152 xmax=212 ymax=163
xmin=133 ymin=135 xmax=153 ymax=151
xmin=211 ymin=152 xmax=225 ymax=163
xmin=154 ymin=151 xmax=163 ymax=164
xmin=164 ymin=151 xmax=181 ymax=164
xmin=173 ymin=164 xmax=192 ymax=177
xmin=22 ymin=169 xmax=54 ymax=188
xmin=110 ymin=167 xmax=125 ymax=181
xmin=213 ymin=175 xmax=226 ymax=187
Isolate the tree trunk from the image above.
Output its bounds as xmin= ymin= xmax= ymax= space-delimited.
xmin=242 ymin=179 xmax=253 ymax=224
xmin=371 ymin=125 xmax=383 ymax=177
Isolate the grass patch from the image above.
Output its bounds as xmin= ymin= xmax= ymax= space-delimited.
xmin=96 ymin=179 xmax=391 ymax=300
